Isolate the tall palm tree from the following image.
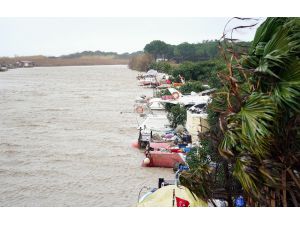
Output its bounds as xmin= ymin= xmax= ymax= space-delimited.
xmin=181 ymin=17 xmax=300 ymax=206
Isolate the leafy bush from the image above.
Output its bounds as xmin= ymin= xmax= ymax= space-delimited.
xmin=171 ymin=60 xmax=224 ymax=86
xmin=172 ymin=61 xmax=195 ymax=81
xmin=179 ymin=81 xmax=206 ymax=94
xmin=156 ymin=89 xmax=171 ymax=98
xmin=148 ymin=61 xmax=173 ymax=74
xmin=164 ymin=102 xmax=174 ymax=112
xmin=167 ymin=104 xmax=187 ymax=128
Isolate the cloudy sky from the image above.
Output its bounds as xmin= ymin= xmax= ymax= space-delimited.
xmin=0 ymin=17 xmax=264 ymax=57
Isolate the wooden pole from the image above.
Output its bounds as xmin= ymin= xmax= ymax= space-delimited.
xmin=172 ymin=189 xmax=175 ymax=207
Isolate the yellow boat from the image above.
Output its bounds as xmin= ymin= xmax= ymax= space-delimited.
xmin=137 ymin=184 xmax=207 ymax=207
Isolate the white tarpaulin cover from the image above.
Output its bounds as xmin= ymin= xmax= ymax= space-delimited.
xmin=138 ymin=114 xmax=170 ymax=132
xmin=146 ymin=69 xmax=158 ymax=76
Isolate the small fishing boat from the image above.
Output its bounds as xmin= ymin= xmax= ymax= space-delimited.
xmin=0 ymin=66 xmax=8 ymax=72
xmin=138 ymin=77 xmax=160 ymax=87
xmin=137 ymin=114 xmax=170 ymax=133
xmin=142 ymin=150 xmax=186 ymax=169
xmin=137 ymin=169 xmax=207 ymax=207
xmin=137 ymin=114 xmax=171 ymax=148
xmin=137 ymin=184 xmax=207 ymax=207
xmin=163 ymin=88 xmax=211 ymax=106
xmin=148 ymin=101 xmax=165 ymax=111
xmin=137 ymin=69 xmax=160 ymax=87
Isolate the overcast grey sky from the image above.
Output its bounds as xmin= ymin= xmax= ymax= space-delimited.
xmin=0 ymin=17 xmax=264 ymax=57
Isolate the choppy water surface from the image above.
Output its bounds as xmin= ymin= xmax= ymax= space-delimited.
xmin=0 ymin=65 xmax=173 ymax=206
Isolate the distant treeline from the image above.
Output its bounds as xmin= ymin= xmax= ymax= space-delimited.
xmin=128 ymin=40 xmax=251 ymax=72
xmin=59 ymin=50 xmax=143 ymax=60
xmin=143 ymin=40 xmax=251 ymax=62
xmin=127 ymin=39 xmax=255 ymax=89
xmin=0 ymin=51 xmax=143 ymax=67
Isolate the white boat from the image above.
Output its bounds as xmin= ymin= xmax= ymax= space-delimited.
xmin=138 ymin=114 xmax=170 ymax=133
xmin=158 ymin=88 xmax=211 ymax=107
xmin=148 ymin=98 xmax=165 ymax=111
xmin=146 ymin=69 xmax=158 ymax=76
xmin=138 ymin=77 xmax=159 ymax=87
xmin=0 ymin=66 xmax=8 ymax=72
xmin=148 ymin=101 xmax=165 ymax=110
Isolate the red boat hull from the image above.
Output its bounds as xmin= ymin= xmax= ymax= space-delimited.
xmin=142 ymin=151 xmax=185 ymax=168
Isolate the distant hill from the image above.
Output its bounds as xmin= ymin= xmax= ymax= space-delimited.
xmin=0 ymin=51 xmax=144 ymax=67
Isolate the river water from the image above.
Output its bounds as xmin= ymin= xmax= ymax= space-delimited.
xmin=0 ymin=65 xmax=173 ymax=206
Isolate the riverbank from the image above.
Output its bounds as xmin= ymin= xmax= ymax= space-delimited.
xmin=133 ymin=70 xmax=218 ymax=206
xmin=0 ymin=55 xmax=129 ymax=67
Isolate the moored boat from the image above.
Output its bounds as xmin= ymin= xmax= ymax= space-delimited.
xmin=137 ymin=169 xmax=207 ymax=207
xmin=142 ymin=150 xmax=186 ymax=168
xmin=137 ymin=184 xmax=207 ymax=207
xmin=0 ymin=66 xmax=8 ymax=72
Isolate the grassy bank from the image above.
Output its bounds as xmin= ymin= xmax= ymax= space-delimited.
xmin=0 ymin=55 xmax=129 ymax=67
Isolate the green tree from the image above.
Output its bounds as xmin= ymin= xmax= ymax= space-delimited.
xmin=174 ymin=42 xmax=196 ymax=62
xmin=167 ymin=104 xmax=187 ymax=128
xmin=195 ymin=41 xmax=219 ymax=60
xmin=172 ymin=60 xmax=224 ymax=86
xmin=149 ymin=61 xmax=173 ymax=74
xmin=179 ymin=81 xmax=206 ymax=94
xmin=144 ymin=40 xmax=169 ymax=60
xmin=181 ymin=17 xmax=300 ymax=206
xmin=166 ymin=44 xmax=175 ymax=60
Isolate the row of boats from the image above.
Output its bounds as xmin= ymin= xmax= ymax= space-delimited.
xmin=0 ymin=61 xmax=35 ymax=72
xmin=132 ymin=70 xmax=225 ymax=207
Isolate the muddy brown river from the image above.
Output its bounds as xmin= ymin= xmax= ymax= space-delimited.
xmin=0 ymin=65 xmax=173 ymax=206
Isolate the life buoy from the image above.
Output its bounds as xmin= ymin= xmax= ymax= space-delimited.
xmin=172 ymin=92 xmax=180 ymax=99
xmin=143 ymin=157 xmax=151 ymax=165
xmin=136 ymin=106 xmax=144 ymax=114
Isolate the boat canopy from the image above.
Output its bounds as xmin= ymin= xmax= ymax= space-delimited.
xmin=146 ymin=69 xmax=158 ymax=76
xmin=138 ymin=115 xmax=170 ymax=132
xmin=137 ymin=185 xmax=208 ymax=207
